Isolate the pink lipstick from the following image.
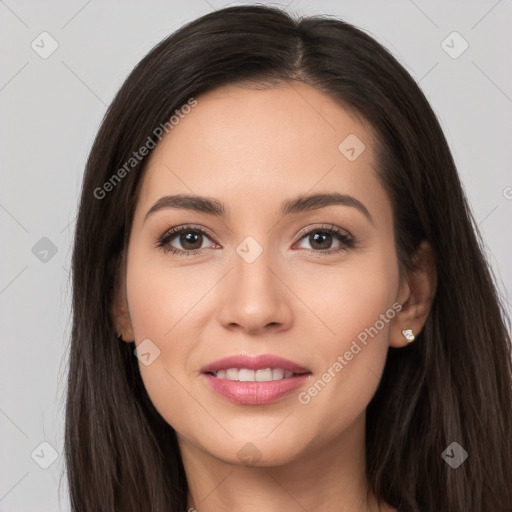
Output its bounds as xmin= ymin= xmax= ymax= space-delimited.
xmin=200 ymin=354 xmax=312 ymax=405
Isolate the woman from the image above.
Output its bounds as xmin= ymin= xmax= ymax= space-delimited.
xmin=65 ymin=5 xmax=512 ymax=511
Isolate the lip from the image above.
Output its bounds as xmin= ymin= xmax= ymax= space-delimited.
xmin=201 ymin=373 xmax=311 ymax=405
xmin=200 ymin=354 xmax=312 ymax=405
xmin=200 ymin=354 xmax=310 ymax=374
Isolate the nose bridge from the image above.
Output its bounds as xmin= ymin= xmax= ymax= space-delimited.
xmin=217 ymin=232 xmax=292 ymax=333
xmin=232 ymin=234 xmax=278 ymax=303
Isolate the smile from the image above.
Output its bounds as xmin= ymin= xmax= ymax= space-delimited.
xmin=207 ymin=368 xmax=307 ymax=381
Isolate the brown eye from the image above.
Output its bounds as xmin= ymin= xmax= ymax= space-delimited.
xmin=176 ymin=231 xmax=204 ymax=250
xmin=308 ymin=231 xmax=335 ymax=250
xmin=157 ymin=225 xmax=218 ymax=256
xmin=295 ymin=225 xmax=355 ymax=255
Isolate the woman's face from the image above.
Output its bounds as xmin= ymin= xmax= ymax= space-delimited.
xmin=117 ymin=82 xmax=408 ymax=466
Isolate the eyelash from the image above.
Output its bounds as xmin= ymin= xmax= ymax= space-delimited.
xmin=155 ymin=223 xmax=356 ymax=257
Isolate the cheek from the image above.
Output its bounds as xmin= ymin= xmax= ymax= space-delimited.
xmin=291 ymin=251 xmax=398 ymax=424
xmin=124 ymin=249 xmax=217 ymax=428
xmin=125 ymin=247 xmax=213 ymax=345
xmin=294 ymin=248 xmax=398 ymax=350
xmin=329 ymin=265 xmax=396 ymax=341
xmin=125 ymin=270 xmax=197 ymax=434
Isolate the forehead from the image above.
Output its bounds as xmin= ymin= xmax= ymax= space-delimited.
xmin=136 ymin=82 xmax=390 ymax=224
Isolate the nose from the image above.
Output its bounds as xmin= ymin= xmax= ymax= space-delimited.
xmin=216 ymin=247 xmax=294 ymax=336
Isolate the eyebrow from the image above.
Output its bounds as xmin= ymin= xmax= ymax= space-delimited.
xmin=144 ymin=192 xmax=374 ymax=225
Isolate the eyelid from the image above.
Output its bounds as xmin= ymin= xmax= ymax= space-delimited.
xmin=160 ymin=223 xmax=218 ymax=242
xmin=294 ymin=223 xmax=353 ymax=243
xmin=157 ymin=224 xmax=220 ymax=252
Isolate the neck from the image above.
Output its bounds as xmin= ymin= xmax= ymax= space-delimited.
xmin=180 ymin=412 xmax=393 ymax=512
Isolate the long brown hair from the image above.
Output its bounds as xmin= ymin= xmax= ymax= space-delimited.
xmin=65 ymin=5 xmax=512 ymax=511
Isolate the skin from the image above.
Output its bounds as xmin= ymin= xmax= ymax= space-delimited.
xmin=113 ymin=82 xmax=436 ymax=512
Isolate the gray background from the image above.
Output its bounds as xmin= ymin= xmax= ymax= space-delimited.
xmin=1 ymin=0 xmax=511 ymax=510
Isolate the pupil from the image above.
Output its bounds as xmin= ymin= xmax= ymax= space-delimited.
xmin=312 ymin=232 xmax=331 ymax=249
xmin=181 ymin=232 xmax=202 ymax=249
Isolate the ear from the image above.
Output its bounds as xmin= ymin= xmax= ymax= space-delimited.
xmin=110 ymin=254 xmax=135 ymax=343
xmin=390 ymin=240 xmax=437 ymax=348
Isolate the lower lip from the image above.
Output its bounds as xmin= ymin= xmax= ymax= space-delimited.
xmin=201 ymin=373 xmax=311 ymax=405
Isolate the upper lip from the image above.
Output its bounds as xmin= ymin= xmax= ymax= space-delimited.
xmin=200 ymin=354 xmax=310 ymax=374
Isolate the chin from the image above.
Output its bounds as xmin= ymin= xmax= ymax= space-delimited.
xmin=195 ymin=431 xmax=311 ymax=467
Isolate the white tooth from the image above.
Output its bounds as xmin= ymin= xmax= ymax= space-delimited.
xmin=272 ymin=368 xmax=285 ymax=380
xmin=226 ymin=368 xmax=239 ymax=380
xmin=238 ymin=369 xmax=255 ymax=381
xmin=255 ymin=368 xmax=273 ymax=382
xmin=284 ymin=370 xmax=294 ymax=378
xmin=216 ymin=369 xmax=226 ymax=379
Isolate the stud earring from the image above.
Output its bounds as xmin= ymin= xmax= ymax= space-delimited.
xmin=401 ymin=329 xmax=415 ymax=342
